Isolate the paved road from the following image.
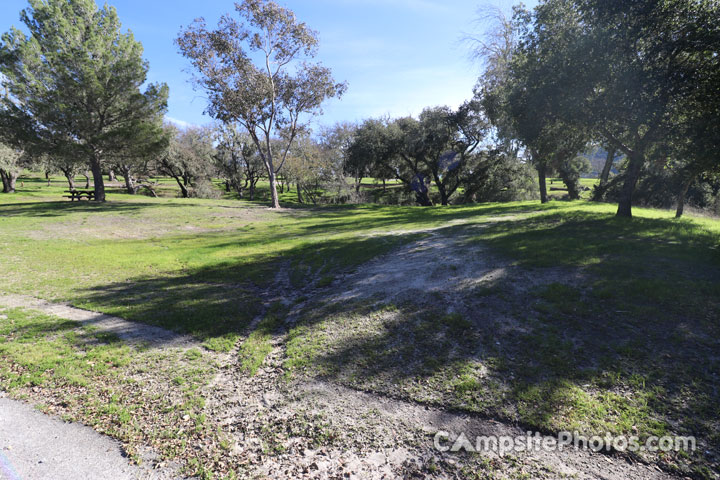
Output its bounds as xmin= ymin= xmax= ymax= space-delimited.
xmin=0 ymin=397 xmax=171 ymax=480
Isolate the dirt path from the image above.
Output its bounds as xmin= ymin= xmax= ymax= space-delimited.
xmin=201 ymin=226 xmax=679 ymax=479
xmin=0 ymin=294 xmax=196 ymax=348
xmin=0 ymin=223 xmax=685 ymax=479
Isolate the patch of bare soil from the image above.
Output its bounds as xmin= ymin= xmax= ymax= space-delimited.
xmin=337 ymin=221 xmax=581 ymax=308
xmin=205 ymin=348 xmax=676 ymax=480
xmin=25 ymin=215 xmax=181 ymax=241
xmin=201 ymin=224 xmax=678 ymax=479
xmin=204 ymin=204 xmax=273 ymax=220
xmin=202 ymin=345 xmax=675 ymax=479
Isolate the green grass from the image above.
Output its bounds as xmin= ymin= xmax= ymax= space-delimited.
xmin=0 ymin=173 xmax=551 ymax=349
xmin=2 ymin=172 xmax=720 ymax=478
xmin=547 ymin=177 xmax=599 ymax=200
xmin=0 ymin=308 xmax=132 ymax=389
xmin=238 ymin=304 xmax=285 ymax=375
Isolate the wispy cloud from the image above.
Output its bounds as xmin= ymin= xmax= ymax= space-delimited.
xmin=165 ymin=116 xmax=195 ymax=129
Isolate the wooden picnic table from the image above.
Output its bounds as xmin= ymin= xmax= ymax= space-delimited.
xmin=64 ymin=189 xmax=95 ymax=201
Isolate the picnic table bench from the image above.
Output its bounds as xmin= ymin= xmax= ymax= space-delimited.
xmin=64 ymin=189 xmax=95 ymax=201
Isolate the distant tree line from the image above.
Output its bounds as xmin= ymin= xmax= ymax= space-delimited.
xmin=1 ymin=0 xmax=718 ymax=217
xmin=474 ymin=0 xmax=720 ymax=217
xmin=344 ymin=104 xmax=537 ymax=206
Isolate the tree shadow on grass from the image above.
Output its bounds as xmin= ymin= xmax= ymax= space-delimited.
xmin=273 ymin=201 xmax=577 ymax=238
xmin=473 ymin=209 xmax=720 ymax=270
xmin=280 ymin=213 xmax=720 ymax=476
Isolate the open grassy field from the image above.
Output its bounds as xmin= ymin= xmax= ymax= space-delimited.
xmin=1 ymin=173 xmax=719 ymax=478
xmin=546 ymin=177 xmax=600 ymax=200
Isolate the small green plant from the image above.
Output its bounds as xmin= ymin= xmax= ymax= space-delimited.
xmin=238 ymin=305 xmax=285 ymax=376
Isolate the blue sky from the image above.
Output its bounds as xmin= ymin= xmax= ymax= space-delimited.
xmin=0 ymin=0 xmax=537 ymax=130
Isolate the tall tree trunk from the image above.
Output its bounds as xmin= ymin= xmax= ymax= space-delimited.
xmin=297 ymin=183 xmax=303 ymax=203
xmin=537 ymin=162 xmax=548 ymax=204
xmin=268 ymin=170 xmax=280 ymax=209
xmin=416 ymin=191 xmax=433 ymax=207
xmin=558 ymin=163 xmax=580 ymax=200
xmin=438 ymin=184 xmax=449 ymax=206
xmin=1 ymin=170 xmax=18 ymax=193
xmin=0 ymin=170 xmax=9 ymax=193
xmin=256 ymin=136 xmax=280 ymax=207
xmin=249 ymin=180 xmax=256 ymax=201
xmin=415 ymin=177 xmax=433 ymax=206
xmin=59 ymin=166 xmax=75 ymax=190
xmin=430 ymin=167 xmax=449 ymax=206
xmin=592 ymin=148 xmax=616 ymax=202
xmin=7 ymin=171 xmax=18 ymax=193
xmin=676 ymin=171 xmax=699 ymax=218
xmin=108 ymin=169 xmax=116 ymax=182
xmin=599 ymin=148 xmax=615 ymax=186
xmin=616 ymin=153 xmax=644 ymax=218
xmin=122 ymin=166 xmax=135 ymax=194
xmin=84 ymin=171 xmax=90 ymax=189
xmin=382 ymin=179 xmax=386 ymax=192
xmin=90 ymin=157 xmax=106 ymax=202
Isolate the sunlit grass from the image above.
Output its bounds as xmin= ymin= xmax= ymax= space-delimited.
xmin=2 ymin=172 xmax=720 ymax=477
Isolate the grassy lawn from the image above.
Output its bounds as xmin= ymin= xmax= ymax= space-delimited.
xmin=0 ymin=187 xmax=385 ymax=343
xmin=1 ymin=175 xmax=533 ymax=348
xmin=1 ymin=173 xmax=719 ymax=478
